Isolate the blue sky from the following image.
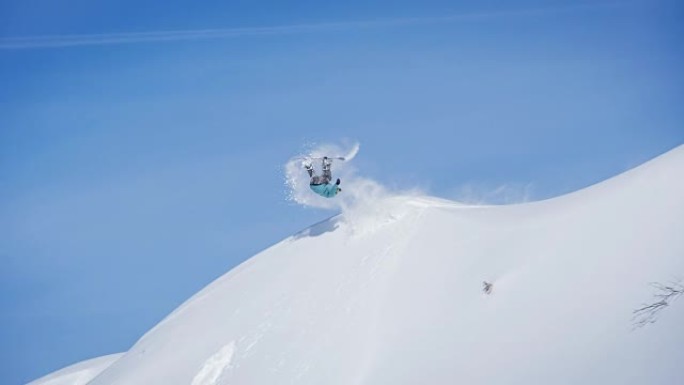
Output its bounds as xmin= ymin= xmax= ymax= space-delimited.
xmin=1 ymin=0 xmax=682 ymax=383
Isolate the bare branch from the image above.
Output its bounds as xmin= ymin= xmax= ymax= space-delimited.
xmin=633 ymin=277 xmax=684 ymax=329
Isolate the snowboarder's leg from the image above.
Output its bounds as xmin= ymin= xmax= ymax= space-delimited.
xmin=305 ymin=163 xmax=314 ymax=178
xmin=321 ymin=157 xmax=332 ymax=184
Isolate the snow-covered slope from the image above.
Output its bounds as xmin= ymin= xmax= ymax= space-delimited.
xmin=45 ymin=146 xmax=684 ymax=384
xmin=27 ymin=353 xmax=123 ymax=385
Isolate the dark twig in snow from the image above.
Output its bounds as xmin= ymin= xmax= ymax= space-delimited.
xmin=483 ymin=281 xmax=493 ymax=295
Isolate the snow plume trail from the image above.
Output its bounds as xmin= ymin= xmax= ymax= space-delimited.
xmin=284 ymin=142 xmax=418 ymax=233
xmin=284 ymin=141 xmax=366 ymax=211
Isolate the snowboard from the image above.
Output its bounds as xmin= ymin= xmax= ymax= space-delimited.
xmin=296 ymin=156 xmax=346 ymax=162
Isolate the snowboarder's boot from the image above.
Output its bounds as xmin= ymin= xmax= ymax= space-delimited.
xmin=336 ymin=178 xmax=341 ymax=185
xmin=303 ymin=161 xmax=314 ymax=177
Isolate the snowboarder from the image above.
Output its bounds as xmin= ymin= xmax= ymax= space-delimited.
xmin=305 ymin=157 xmax=342 ymax=198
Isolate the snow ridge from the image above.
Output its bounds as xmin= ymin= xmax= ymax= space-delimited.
xmin=27 ymin=353 xmax=123 ymax=385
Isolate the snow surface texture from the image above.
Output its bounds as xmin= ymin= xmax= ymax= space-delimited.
xmin=40 ymin=145 xmax=684 ymax=384
xmin=190 ymin=342 xmax=236 ymax=385
xmin=27 ymin=353 xmax=123 ymax=385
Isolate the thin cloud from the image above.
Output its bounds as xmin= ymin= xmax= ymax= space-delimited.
xmin=0 ymin=2 xmax=628 ymax=49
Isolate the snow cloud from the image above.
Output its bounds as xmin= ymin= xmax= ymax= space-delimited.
xmin=284 ymin=141 xmax=371 ymax=210
xmin=452 ymin=182 xmax=535 ymax=205
xmin=284 ymin=141 xmax=419 ymax=230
